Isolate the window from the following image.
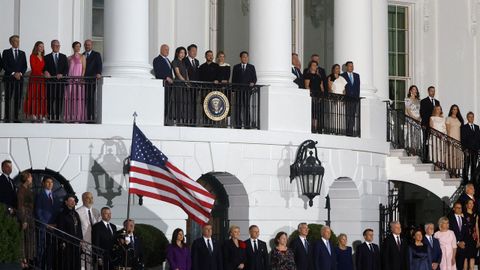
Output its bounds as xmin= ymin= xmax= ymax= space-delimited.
xmin=388 ymin=5 xmax=410 ymax=110
xmin=92 ymin=0 xmax=104 ymax=56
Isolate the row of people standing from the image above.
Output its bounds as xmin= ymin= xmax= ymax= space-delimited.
xmin=0 ymin=35 xmax=102 ymax=123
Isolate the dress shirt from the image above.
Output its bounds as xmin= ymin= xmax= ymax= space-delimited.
xmin=188 ymin=56 xmax=197 ymax=68
xmin=102 ymin=220 xmax=114 ymax=234
xmin=203 ymin=237 xmax=213 ymax=249
xmin=250 ymin=238 xmax=258 ymax=252
xmin=322 ymin=238 xmax=331 ymax=254
xmin=365 ymin=241 xmax=373 ymax=251
xmin=393 ymin=234 xmax=401 ymax=245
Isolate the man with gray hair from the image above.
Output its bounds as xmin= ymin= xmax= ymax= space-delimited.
xmin=289 ymin=222 xmax=314 ymax=270
xmin=458 ymin=183 xmax=476 ymax=213
xmin=381 ymin=221 xmax=409 ymax=270
xmin=314 ymin=226 xmax=336 ymax=270
xmin=423 ymin=223 xmax=442 ymax=270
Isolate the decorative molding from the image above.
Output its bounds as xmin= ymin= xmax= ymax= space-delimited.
xmin=470 ymin=0 xmax=480 ymax=36
xmin=423 ymin=0 xmax=431 ymax=32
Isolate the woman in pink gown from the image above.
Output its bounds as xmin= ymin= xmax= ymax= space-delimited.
xmin=64 ymin=41 xmax=86 ymax=122
xmin=434 ymin=216 xmax=457 ymax=270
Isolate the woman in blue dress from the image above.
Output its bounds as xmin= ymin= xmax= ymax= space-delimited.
xmin=409 ymin=229 xmax=432 ymax=270
xmin=335 ymin=233 xmax=353 ymax=270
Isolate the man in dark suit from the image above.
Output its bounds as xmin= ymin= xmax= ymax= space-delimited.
xmin=355 ymin=228 xmax=380 ymax=270
xmin=43 ymin=39 xmax=69 ymax=122
xmin=449 ymin=202 xmax=468 ymax=270
xmin=0 ymin=160 xmax=16 ymax=214
xmin=199 ymin=50 xmax=220 ymax=82
xmin=185 ymin=44 xmax=200 ymax=81
xmin=340 ymin=61 xmax=361 ymax=136
xmin=83 ymin=39 xmax=102 ymax=122
xmin=419 ymin=86 xmax=441 ymax=161
xmin=292 ymin=53 xmax=303 ymax=88
xmin=289 ymin=222 xmax=314 ymax=270
xmin=461 ymin=112 xmax=480 ymax=184
xmin=303 ymin=54 xmax=326 ymax=89
xmin=2 ymin=35 xmax=27 ymax=122
xmin=0 ymin=53 xmax=3 ymax=73
xmin=231 ymin=51 xmax=257 ymax=128
xmin=191 ymin=224 xmax=223 ymax=270
xmin=458 ymin=183 xmax=476 ymax=213
xmin=92 ymin=207 xmax=117 ymax=270
xmin=381 ymin=221 xmax=409 ymax=270
xmin=153 ymin=44 xmax=173 ymax=83
xmin=244 ymin=225 xmax=269 ymax=270
xmin=314 ymin=226 xmax=337 ymax=270
xmin=423 ymin=223 xmax=442 ymax=270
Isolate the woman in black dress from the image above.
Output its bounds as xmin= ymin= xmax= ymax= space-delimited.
xmin=464 ymin=199 xmax=478 ymax=270
xmin=216 ymin=51 xmax=231 ymax=83
xmin=304 ymin=60 xmax=324 ymax=132
xmin=223 ymin=225 xmax=246 ymax=270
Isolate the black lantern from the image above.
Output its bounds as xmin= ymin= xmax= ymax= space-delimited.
xmin=290 ymin=140 xmax=325 ymax=207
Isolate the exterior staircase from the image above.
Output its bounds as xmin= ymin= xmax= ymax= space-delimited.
xmin=386 ymin=148 xmax=462 ymax=201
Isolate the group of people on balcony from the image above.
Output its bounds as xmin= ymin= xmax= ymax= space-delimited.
xmin=403 ymin=85 xmax=480 ymax=184
xmin=0 ymin=35 xmax=102 ymax=123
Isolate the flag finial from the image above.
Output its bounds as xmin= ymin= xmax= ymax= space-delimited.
xmin=133 ymin=112 xmax=138 ymax=123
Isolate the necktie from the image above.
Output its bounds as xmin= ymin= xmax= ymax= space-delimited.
xmin=130 ymin=235 xmax=134 ymax=245
xmin=458 ymin=216 xmax=462 ymax=231
xmin=304 ymin=239 xmax=309 ymax=253
xmin=368 ymin=243 xmax=372 ymax=252
xmin=253 ymin=240 xmax=258 ymax=252
xmin=7 ymin=177 xmax=14 ymax=190
xmin=88 ymin=209 xmax=93 ymax=225
xmin=428 ymin=236 xmax=433 ymax=247
xmin=48 ymin=192 xmax=53 ymax=205
xmin=242 ymin=64 xmax=246 ymax=72
xmin=165 ymin=57 xmax=171 ymax=69
xmin=107 ymin=223 xmax=113 ymax=235
xmin=192 ymin=59 xmax=196 ymax=69
xmin=14 ymin=49 xmax=18 ymax=61
xmin=54 ymin=53 xmax=59 ymax=68
xmin=471 ymin=124 xmax=475 ymax=131
xmin=207 ymin=239 xmax=213 ymax=254
xmin=396 ymin=236 xmax=401 ymax=249
xmin=326 ymin=240 xmax=331 ymax=255
xmin=431 ymin=98 xmax=435 ymax=106
xmin=349 ymin=73 xmax=353 ymax=84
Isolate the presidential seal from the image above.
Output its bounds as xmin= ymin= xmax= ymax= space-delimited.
xmin=203 ymin=91 xmax=230 ymax=121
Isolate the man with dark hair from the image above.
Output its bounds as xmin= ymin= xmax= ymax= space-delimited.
xmin=356 ymin=228 xmax=380 ymax=270
xmin=244 ymin=225 xmax=269 ymax=270
xmin=92 ymin=207 xmax=117 ymax=270
xmin=449 ymin=202 xmax=468 ymax=270
xmin=83 ymin=39 xmax=102 ymax=121
xmin=56 ymin=194 xmax=83 ymax=270
xmin=199 ymin=50 xmax=220 ymax=82
xmin=419 ymin=86 xmax=441 ymax=161
xmin=0 ymin=159 xmax=16 ymax=214
xmin=2 ymin=35 xmax=27 ymax=122
xmin=461 ymin=112 xmax=480 ymax=184
xmin=232 ymin=51 xmax=257 ymax=128
xmin=340 ymin=61 xmax=360 ymax=98
xmin=44 ymin=39 xmax=69 ymax=122
xmin=185 ymin=44 xmax=200 ymax=81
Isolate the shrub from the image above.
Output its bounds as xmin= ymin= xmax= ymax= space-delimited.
xmin=0 ymin=204 xmax=22 ymax=263
xmin=288 ymin=223 xmax=338 ymax=246
xmin=134 ymin=223 xmax=169 ymax=268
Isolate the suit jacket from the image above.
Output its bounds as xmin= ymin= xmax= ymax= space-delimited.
xmin=56 ymin=207 xmax=83 ymax=241
xmin=340 ymin=72 xmax=360 ymax=98
xmin=288 ymin=237 xmax=314 ymax=270
xmin=0 ymin=174 xmax=17 ymax=209
xmin=314 ymin=239 xmax=337 ymax=270
xmin=381 ymin=234 xmax=409 ymax=270
xmin=232 ymin=63 xmax=257 ymax=85
xmin=34 ymin=189 xmax=61 ymax=224
xmin=0 ymin=54 xmax=3 ymax=73
xmin=92 ymin=220 xmax=117 ymax=255
xmin=199 ymin=62 xmax=220 ymax=82
xmin=44 ymin=52 xmax=69 ymax=76
xmin=153 ymin=55 xmax=173 ymax=81
xmin=76 ymin=205 xmax=101 ymax=242
xmin=355 ymin=242 xmax=380 ymax=270
xmin=419 ymin=97 xmax=441 ymax=127
xmin=2 ymin=48 xmax=27 ymax=81
xmin=244 ymin=238 xmax=269 ymax=270
xmin=461 ymin=123 xmax=480 ymax=151
xmin=292 ymin=67 xmax=304 ymax=88
xmin=185 ymin=57 xmax=200 ymax=81
xmin=422 ymin=236 xmax=442 ymax=263
xmin=129 ymin=234 xmax=145 ymax=264
xmin=448 ymin=214 xmax=468 ymax=245
xmin=191 ymin=237 xmax=223 ymax=270
xmin=83 ymin=50 xmax=102 ymax=77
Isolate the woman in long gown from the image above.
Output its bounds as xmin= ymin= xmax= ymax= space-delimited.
xmin=409 ymin=229 xmax=431 ymax=270
xmin=270 ymin=232 xmax=296 ymax=270
xmin=405 ymin=85 xmax=421 ymax=121
xmin=304 ymin=61 xmax=324 ymax=133
xmin=64 ymin=41 xmax=86 ymax=122
xmin=463 ymin=199 xmax=478 ymax=270
xmin=24 ymin=41 xmax=46 ymax=120
xmin=335 ymin=233 xmax=353 ymax=270
xmin=446 ymin=104 xmax=464 ymax=171
xmin=17 ymin=171 xmax=34 ymax=268
xmin=166 ymin=228 xmax=191 ymax=270
xmin=434 ymin=216 xmax=457 ymax=270
xmin=429 ymin=105 xmax=447 ymax=166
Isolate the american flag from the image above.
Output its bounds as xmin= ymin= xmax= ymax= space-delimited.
xmin=128 ymin=123 xmax=215 ymax=225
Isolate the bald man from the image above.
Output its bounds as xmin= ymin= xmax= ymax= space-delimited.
xmin=76 ymin=191 xmax=100 ymax=243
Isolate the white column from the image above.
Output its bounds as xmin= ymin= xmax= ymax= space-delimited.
xmin=103 ymin=0 xmax=152 ymax=78
xmin=372 ymin=0 xmax=389 ymax=100
xmin=249 ymin=0 xmax=295 ymax=87
xmin=334 ymin=0 xmax=377 ymax=98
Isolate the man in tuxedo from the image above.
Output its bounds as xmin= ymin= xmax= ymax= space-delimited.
xmin=0 ymin=160 xmax=16 ymax=214
xmin=2 ymin=35 xmax=27 ymax=122
xmin=314 ymin=226 xmax=337 ymax=270
xmin=449 ymin=202 xmax=468 ymax=270
xmin=153 ymin=44 xmax=173 ymax=83
xmin=191 ymin=224 xmax=223 ymax=270
xmin=244 ymin=225 xmax=269 ymax=270
xmin=458 ymin=183 xmax=476 ymax=213
xmin=289 ymin=222 xmax=314 ymax=270
xmin=292 ymin=53 xmax=303 ymax=88
xmin=44 ymin=39 xmax=69 ymax=121
xmin=355 ymin=228 xmax=380 ymax=270
xmin=381 ymin=221 xmax=409 ymax=270
xmin=303 ymin=54 xmax=326 ymax=89
xmin=232 ymin=51 xmax=257 ymax=128
xmin=461 ymin=112 xmax=480 ymax=184
xmin=419 ymin=86 xmax=441 ymax=161
xmin=424 ymin=223 xmax=442 ymax=270
xmin=199 ymin=50 xmax=220 ymax=82
xmin=83 ymin=39 xmax=102 ymax=121
xmin=92 ymin=207 xmax=117 ymax=270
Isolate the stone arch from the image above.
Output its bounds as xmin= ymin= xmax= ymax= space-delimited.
xmin=14 ymin=168 xmax=75 ymax=202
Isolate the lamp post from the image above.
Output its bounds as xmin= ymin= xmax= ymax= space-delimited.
xmin=290 ymin=140 xmax=325 ymax=207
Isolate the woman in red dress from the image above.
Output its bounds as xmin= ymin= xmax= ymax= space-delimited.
xmin=24 ymin=41 xmax=46 ymax=120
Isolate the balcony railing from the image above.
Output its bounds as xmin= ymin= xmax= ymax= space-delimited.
xmin=0 ymin=75 xmax=99 ymax=123
xmin=164 ymin=81 xmax=262 ymax=129
xmin=311 ymin=93 xmax=361 ymax=137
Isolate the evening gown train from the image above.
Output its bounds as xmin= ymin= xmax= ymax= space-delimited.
xmin=64 ymin=54 xmax=85 ymax=122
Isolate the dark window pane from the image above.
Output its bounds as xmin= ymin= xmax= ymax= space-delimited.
xmin=92 ymin=40 xmax=104 ymax=57
xmin=397 ymin=54 xmax=407 ymax=76
xmin=389 ymin=30 xmax=397 ymax=52
xmin=388 ymin=6 xmax=396 ymax=29
xmin=397 ymin=30 xmax=406 ymax=53
xmin=93 ymin=0 xmax=104 ymax=8
xmin=92 ymin=8 xmax=104 ymax=37
xmin=395 ymin=80 xmax=406 ymax=101
xmin=389 ymin=79 xmax=396 ymax=101
xmin=397 ymin=6 xmax=407 ymax=29
xmin=389 ymin=53 xmax=397 ymax=76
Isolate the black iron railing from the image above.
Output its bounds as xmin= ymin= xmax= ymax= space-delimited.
xmin=0 ymin=75 xmax=99 ymax=123
xmin=311 ymin=93 xmax=361 ymax=137
xmin=21 ymin=216 xmax=109 ymax=270
xmin=379 ymin=183 xmax=399 ymax=241
xmin=164 ymin=81 xmax=262 ymax=129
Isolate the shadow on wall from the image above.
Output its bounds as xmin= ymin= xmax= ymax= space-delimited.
xmin=277 ymin=142 xmax=295 ymax=208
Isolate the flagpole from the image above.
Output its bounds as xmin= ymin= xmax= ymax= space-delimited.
xmin=125 ymin=111 xmax=137 ymax=269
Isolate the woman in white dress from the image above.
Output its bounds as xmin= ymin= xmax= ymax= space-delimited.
xmin=445 ymin=104 xmax=464 ymax=171
xmin=327 ymin=64 xmax=347 ymax=95
xmin=404 ymin=85 xmax=421 ymax=121
xmin=430 ymin=105 xmax=447 ymax=166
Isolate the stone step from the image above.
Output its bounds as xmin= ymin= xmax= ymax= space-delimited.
xmin=413 ymin=163 xmax=435 ymax=172
xmin=389 ymin=149 xmax=407 ymax=157
xmin=398 ymin=156 xmax=421 ymax=164
xmin=428 ymin=170 xmax=449 ymax=179
xmin=443 ymin=178 xmax=462 ymax=186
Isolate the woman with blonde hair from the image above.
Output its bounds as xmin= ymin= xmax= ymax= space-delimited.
xmin=223 ymin=225 xmax=246 ymax=270
xmin=434 ymin=216 xmax=457 ymax=270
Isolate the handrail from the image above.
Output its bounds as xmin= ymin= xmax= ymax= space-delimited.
xmin=165 ymin=79 xmax=267 ymax=88
xmin=0 ymin=75 xmax=105 ymax=79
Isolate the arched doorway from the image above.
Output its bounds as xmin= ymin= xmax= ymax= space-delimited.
xmin=14 ymin=168 xmax=74 ymax=202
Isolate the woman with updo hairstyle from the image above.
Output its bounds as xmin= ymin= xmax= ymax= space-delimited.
xmin=166 ymin=228 xmax=191 ymax=270
xmin=223 ymin=225 xmax=246 ymax=270
xmin=270 ymin=231 xmax=296 ymax=270
xmin=17 ymin=171 xmax=34 ymax=268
